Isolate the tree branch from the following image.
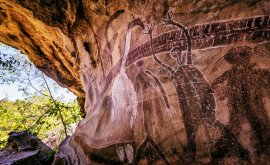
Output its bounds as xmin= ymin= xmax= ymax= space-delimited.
xmin=42 ymin=74 xmax=68 ymax=137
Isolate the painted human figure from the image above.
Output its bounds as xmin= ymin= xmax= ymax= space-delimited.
xmin=212 ymin=46 xmax=270 ymax=155
xmin=146 ymin=14 xmax=219 ymax=160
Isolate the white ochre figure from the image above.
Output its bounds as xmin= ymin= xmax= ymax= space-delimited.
xmin=111 ymin=29 xmax=138 ymax=128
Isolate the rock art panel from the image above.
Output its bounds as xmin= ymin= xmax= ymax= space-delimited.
xmin=1 ymin=1 xmax=270 ymax=164
xmin=63 ymin=13 xmax=270 ymax=164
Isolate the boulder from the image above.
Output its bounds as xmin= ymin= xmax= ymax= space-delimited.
xmin=0 ymin=131 xmax=54 ymax=165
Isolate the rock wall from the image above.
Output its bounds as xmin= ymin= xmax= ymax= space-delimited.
xmin=0 ymin=0 xmax=270 ymax=164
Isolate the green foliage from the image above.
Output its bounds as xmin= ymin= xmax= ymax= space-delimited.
xmin=0 ymin=43 xmax=82 ymax=149
xmin=0 ymin=96 xmax=82 ymax=149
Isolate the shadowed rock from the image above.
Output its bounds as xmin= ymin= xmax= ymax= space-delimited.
xmin=0 ymin=131 xmax=54 ymax=165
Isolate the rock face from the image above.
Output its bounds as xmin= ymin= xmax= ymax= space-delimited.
xmin=0 ymin=131 xmax=54 ymax=165
xmin=1 ymin=0 xmax=270 ymax=164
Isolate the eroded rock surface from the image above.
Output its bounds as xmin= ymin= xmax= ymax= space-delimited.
xmin=0 ymin=0 xmax=270 ymax=164
xmin=0 ymin=131 xmax=54 ymax=165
